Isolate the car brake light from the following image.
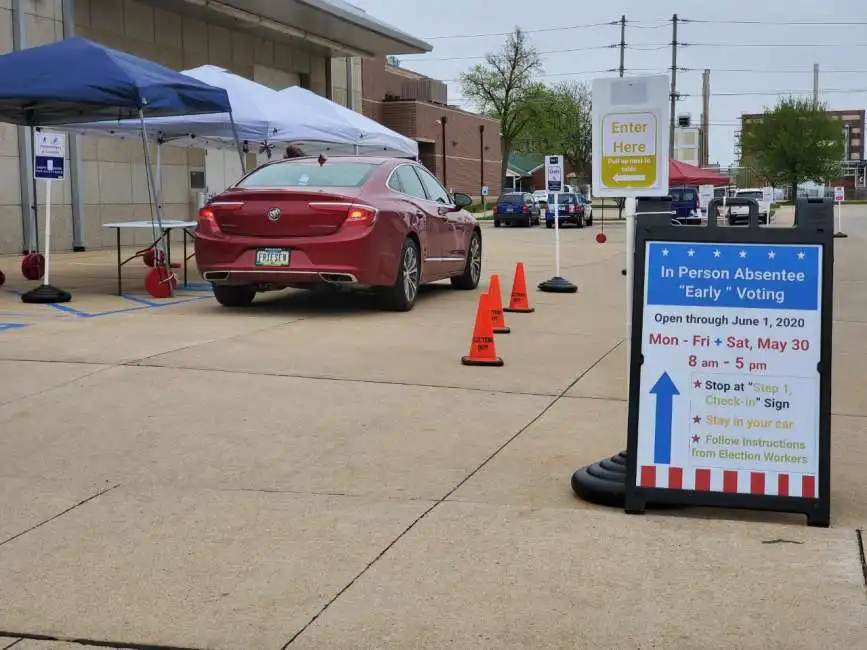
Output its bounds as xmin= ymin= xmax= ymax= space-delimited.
xmin=522 ymin=205 xmax=529 ymax=214
xmin=493 ymin=206 xmax=498 ymax=215
xmin=567 ymin=204 xmax=575 ymax=214
xmin=344 ymin=204 xmax=377 ymax=226
xmin=197 ymin=201 xmax=243 ymax=236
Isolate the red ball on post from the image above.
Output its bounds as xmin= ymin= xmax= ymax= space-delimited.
xmin=21 ymin=253 xmax=45 ymax=280
xmin=595 ymin=232 xmax=607 ymax=244
xmin=0 ymin=269 xmax=5 ymax=287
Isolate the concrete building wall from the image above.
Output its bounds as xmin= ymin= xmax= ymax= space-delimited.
xmin=0 ymin=0 xmax=331 ymax=254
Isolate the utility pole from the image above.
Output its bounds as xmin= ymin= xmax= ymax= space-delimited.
xmin=812 ymin=63 xmax=819 ymax=108
xmin=618 ymin=15 xmax=626 ymax=77
xmin=701 ymin=69 xmax=710 ymax=167
xmin=669 ymin=13 xmax=679 ymax=159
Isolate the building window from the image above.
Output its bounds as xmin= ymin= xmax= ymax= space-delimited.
xmin=852 ymin=138 xmax=861 ymax=147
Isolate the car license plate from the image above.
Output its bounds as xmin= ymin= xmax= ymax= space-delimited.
xmin=255 ymin=248 xmax=290 ymax=266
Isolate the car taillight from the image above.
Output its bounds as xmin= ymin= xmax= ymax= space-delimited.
xmin=344 ymin=204 xmax=378 ymax=227
xmin=567 ymin=204 xmax=575 ymax=214
xmin=522 ymin=205 xmax=528 ymax=214
xmin=493 ymin=206 xmax=498 ymax=215
xmin=197 ymin=201 xmax=243 ymax=237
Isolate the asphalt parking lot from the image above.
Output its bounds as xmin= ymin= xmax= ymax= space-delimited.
xmin=0 ymin=206 xmax=865 ymax=649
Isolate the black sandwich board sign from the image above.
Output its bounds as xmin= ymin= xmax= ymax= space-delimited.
xmin=625 ymin=197 xmax=834 ymax=527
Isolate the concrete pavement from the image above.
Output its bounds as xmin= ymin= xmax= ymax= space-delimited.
xmin=0 ymin=206 xmax=864 ymax=648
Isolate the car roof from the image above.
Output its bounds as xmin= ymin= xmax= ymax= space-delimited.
xmin=258 ymin=155 xmax=409 ymax=168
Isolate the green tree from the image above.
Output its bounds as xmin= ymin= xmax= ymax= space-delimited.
xmin=739 ymin=96 xmax=843 ymax=200
xmin=517 ymin=81 xmax=592 ymax=177
xmin=459 ymin=28 xmax=542 ymax=188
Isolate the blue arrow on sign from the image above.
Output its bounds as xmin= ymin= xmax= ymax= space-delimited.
xmin=650 ymin=372 xmax=679 ymax=465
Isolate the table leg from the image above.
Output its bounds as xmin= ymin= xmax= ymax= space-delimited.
xmin=183 ymin=229 xmax=188 ymax=286
xmin=166 ymin=229 xmax=172 ymax=267
xmin=116 ymin=228 xmax=122 ymax=295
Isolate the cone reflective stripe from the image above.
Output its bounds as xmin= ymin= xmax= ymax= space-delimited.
xmin=487 ymin=274 xmax=511 ymax=333
xmin=461 ymin=292 xmax=504 ymax=367
xmin=504 ymin=262 xmax=535 ymax=313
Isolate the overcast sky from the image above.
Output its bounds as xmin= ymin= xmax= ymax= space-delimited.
xmin=351 ymin=0 xmax=867 ymax=165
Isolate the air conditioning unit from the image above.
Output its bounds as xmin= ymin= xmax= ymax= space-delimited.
xmin=677 ymin=114 xmax=691 ymax=127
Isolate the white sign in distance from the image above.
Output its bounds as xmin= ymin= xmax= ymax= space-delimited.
xmin=833 ymin=186 xmax=844 ymax=202
xmin=762 ymin=187 xmax=775 ymax=214
xmin=545 ymin=155 xmax=564 ymax=193
xmin=34 ymin=130 xmax=66 ymax=180
xmin=591 ymin=75 xmax=670 ymax=198
xmin=698 ymin=185 xmax=714 ymax=210
xmin=635 ymin=241 xmax=822 ymax=498
xmin=481 ymin=186 xmax=489 ymax=196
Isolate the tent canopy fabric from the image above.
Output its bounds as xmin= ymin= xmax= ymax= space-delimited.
xmin=0 ymin=38 xmax=231 ymax=126
xmin=669 ymin=160 xmax=731 ymax=187
xmin=277 ymin=86 xmax=419 ymax=158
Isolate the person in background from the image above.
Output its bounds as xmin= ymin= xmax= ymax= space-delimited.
xmin=284 ymin=145 xmax=305 ymax=159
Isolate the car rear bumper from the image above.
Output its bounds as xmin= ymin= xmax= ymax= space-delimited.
xmin=195 ymin=228 xmax=393 ymax=287
xmin=494 ymin=214 xmax=531 ymax=223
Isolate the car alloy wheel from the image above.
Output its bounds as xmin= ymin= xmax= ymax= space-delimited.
xmin=469 ymin=235 xmax=481 ymax=284
xmin=402 ymin=244 xmax=419 ymax=302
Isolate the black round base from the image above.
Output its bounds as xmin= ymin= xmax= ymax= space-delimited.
xmin=21 ymin=284 xmax=71 ymax=304
xmin=834 ymin=232 xmax=848 ymax=239
xmin=621 ymin=269 xmax=627 ymax=276
xmin=503 ymin=306 xmax=535 ymax=313
xmin=494 ymin=326 xmax=511 ymax=334
xmin=461 ymin=355 xmax=504 ymax=367
xmin=571 ymin=450 xmax=628 ymax=507
xmin=538 ymin=276 xmax=577 ymax=293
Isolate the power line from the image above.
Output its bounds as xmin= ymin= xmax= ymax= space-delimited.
xmin=449 ymin=88 xmax=867 ymax=103
xmin=422 ymin=21 xmax=617 ymax=40
xmin=683 ymin=18 xmax=867 ymax=26
xmin=402 ymin=44 xmax=618 ymax=62
xmin=681 ymin=67 xmax=867 ymax=74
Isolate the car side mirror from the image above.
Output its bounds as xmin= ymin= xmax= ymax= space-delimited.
xmin=452 ymin=192 xmax=473 ymax=209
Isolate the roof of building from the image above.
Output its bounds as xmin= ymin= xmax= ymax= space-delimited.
xmin=508 ymin=153 xmax=545 ymax=176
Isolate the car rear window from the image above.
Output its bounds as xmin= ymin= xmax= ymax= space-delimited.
xmin=236 ymin=161 xmax=377 ymax=188
xmin=671 ymin=189 xmax=697 ymax=203
xmin=499 ymin=194 xmax=525 ymax=204
xmin=737 ymin=191 xmax=763 ymax=199
xmin=548 ymin=193 xmax=576 ymax=204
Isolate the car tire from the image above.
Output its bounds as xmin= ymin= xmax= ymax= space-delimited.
xmin=451 ymin=230 xmax=482 ymax=290
xmin=212 ymin=284 xmax=256 ymax=307
xmin=378 ymin=237 xmax=420 ymax=311
xmin=494 ymin=220 xmax=501 ymax=228
xmin=546 ymin=222 xmax=553 ymax=229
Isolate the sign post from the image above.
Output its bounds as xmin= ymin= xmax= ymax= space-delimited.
xmin=762 ymin=187 xmax=774 ymax=222
xmin=698 ymin=185 xmax=714 ymax=218
xmin=481 ymin=185 xmax=488 ymax=217
xmin=22 ymin=131 xmax=72 ymax=304
xmin=539 ymin=154 xmax=577 ymax=293
xmin=833 ymin=186 xmax=846 ymax=238
xmin=622 ymin=200 xmax=833 ymax=526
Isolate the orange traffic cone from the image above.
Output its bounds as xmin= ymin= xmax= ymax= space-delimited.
xmin=487 ymin=274 xmax=511 ymax=334
xmin=461 ymin=292 xmax=504 ymax=367
xmin=503 ymin=262 xmax=535 ymax=313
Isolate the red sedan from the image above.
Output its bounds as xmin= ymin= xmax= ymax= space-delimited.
xmin=195 ymin=156 xmax=483 ymax=311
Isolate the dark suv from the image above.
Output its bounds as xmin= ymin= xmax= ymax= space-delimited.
xmin=493 ymin=192 xmax=541 ymax=227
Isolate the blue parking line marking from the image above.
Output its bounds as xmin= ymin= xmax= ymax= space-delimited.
xmin=178 ymin=282 xmax=213 ymax=292
xmin=0 ymin=323 xmax=29 ymax=331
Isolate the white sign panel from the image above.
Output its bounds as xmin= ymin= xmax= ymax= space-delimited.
xmin=833 ymin=186 xmax=844 ymax=202
xmin=635 ymin=241 xmax=822 ymax=498
xmin=481 ymin=185 xmax=489 ymax=196
xmin=698 ymin=185 xmax=714 ymax=210
xmin=545 ymin=155 xmax=564 ymax=193
xmin=762 ymin=187 xmax=774 ymax=212
xmin=34 ymin=130 xmax=66 ymax=180
xmin=591 ymin=75 xmax=670 ymax=198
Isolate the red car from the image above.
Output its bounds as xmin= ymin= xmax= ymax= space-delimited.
xmin=195 ymin=156 xmax=483 ymax=311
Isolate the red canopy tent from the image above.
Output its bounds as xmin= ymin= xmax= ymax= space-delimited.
xmin=669 ymin=160 xmax=731 ymax=186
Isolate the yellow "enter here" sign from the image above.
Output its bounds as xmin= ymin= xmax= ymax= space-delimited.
xmin=601 ymin=112 xmax=657 ymax=188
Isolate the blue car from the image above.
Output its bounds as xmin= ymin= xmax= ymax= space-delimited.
xmin=493 ymin=192 xmax=541 ymax=227
xmin=545 ymin=193 xmax=588 ymax=228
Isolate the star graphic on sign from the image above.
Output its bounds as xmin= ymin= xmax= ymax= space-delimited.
xmin=714 ymin=338 xmax=722 ymax=346
xmin=739 ymin=250 xmax=747 ymax=258
xmin=693 ymin=380 xmax=702 ymax=388
xmin=768 ymin=250 xmax=776 ymax=259
xmin=687 ymin=248 xmax=695 ymax=257
xmin=691 ymin=434 xmax=700 ymax=443
xmin=661 ymin=248 xmax=670 ymax=256
xmin=713 ymin=249 xmax=721 ymax=258
xmin=797 ymin=251 xmax=806 ymax=260
xmin=692 ymin=415 xmax=702 ymax=424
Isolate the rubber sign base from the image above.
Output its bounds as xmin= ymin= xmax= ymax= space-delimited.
xmin=538 ymin=276 xmax=578 ymax=293
xmin=21 ymin=283 xmax=72 ymax=304
xmin=622 ymin=199 xmax=834 ymax=527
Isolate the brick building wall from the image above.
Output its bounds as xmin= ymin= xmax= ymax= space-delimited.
xmin=362 ymin=57 xmax=502 ymax=202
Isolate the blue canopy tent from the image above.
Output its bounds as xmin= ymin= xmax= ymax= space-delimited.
xmin=0 ymin=37 xmax=234 ymax=303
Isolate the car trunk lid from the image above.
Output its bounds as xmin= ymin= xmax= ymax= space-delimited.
xmin=211 ymin=188 xmax=365 ymax=237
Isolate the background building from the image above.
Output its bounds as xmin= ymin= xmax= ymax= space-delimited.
xmin=673 ymin=113 xmax=703 ymax=168
xmin=362 ymin=56 xmax=501 ymax=202
xmin=0 ymin=0 xmax=430 ymax=254
xmin=736 ymin=108 xmax=866 ymax=195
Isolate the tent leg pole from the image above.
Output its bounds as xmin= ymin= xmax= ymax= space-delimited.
xmin=229 ymin=113 xmax=245 ymax=173
xmin=139 ymin=112 xmax=173 ymax=296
